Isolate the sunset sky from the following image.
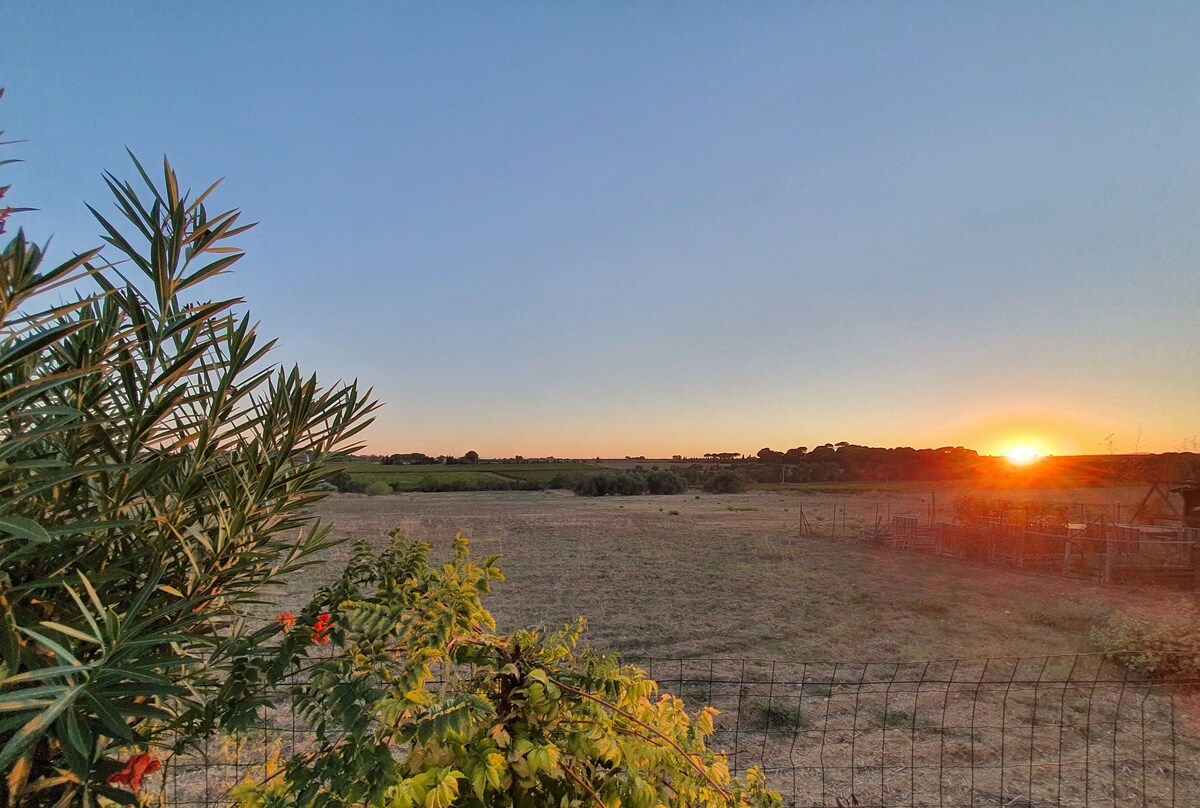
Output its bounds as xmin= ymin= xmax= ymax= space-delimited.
xmin=5 ymin=4 xmax=1198 ymax=458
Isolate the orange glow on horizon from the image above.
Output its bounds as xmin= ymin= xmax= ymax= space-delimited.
xmin=1004 ymin=446 xmax=1042 ymax=466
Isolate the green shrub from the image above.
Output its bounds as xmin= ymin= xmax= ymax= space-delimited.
xmin=329 ymin=470 xmax=368 ymax=493
xmin=573 ymin=471 xmax=649 ymax=497
xmin=228 ymin=534 xmax=781 ymax=808
xmin=546 ymin=471 xmax=584 ymax=489
xmin=703 ymin=470 xmax=749 ymax=494
xmin=1091 ymin=601 xmax=1200 ymax=678
xmin=409 ymin=476 xmax=543 ymax=493
xmin=646 ymin=469 xmax=688 ymax=494
xmin=0 ymin=153 xmax=375 ymax=805
xmin=365 ymin=481 xmax=392 ymax=496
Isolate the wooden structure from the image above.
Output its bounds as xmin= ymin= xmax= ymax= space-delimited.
xmin=929 ymin=516 xmax=1198 ymax=588
xmin=889 ymin=514 xmax=935 ymax=552
xmin=801 ymin=484 xmax=1200 ymax=591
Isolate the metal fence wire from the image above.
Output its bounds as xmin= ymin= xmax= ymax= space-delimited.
xmin=162 ymin=653 xmax=1200 ymax=808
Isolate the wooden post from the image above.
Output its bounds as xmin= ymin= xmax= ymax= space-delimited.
xmin=1104 ymin=534 xmax=1116 ymax=584
xmin=1063 ymin=538 xmax=1072 ymax=577
xmin=1017 ymin=527 xmax=1027 ymax=569
xmin=1190 ymin=532 xmax=1200 ymax=593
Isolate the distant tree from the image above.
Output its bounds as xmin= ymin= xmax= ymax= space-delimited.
xmin=783 ymin=446 xmax=808 ymax=463
xmin=463 ymin=449 xmax=480 ymax=464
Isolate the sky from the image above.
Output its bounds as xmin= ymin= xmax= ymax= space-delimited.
xmin=4 ymin=3 xmax=1198 ymax=458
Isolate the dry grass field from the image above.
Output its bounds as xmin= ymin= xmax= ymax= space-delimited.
xmin=183 ymin=485 xmax=1197 ymax=808
xmin=289 ymin=484 xmax=1183 ymax=662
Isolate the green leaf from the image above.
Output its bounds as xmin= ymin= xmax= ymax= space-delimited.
xmin=0 ymin=516 xmax=50 ymax=544
xmin=17 ymin=627 xmax=81 ymax=667
xmin=0 ymin=684 xmax=80 ymax=770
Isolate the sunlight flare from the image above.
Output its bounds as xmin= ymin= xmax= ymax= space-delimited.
xmin=1004 ymin=446 xmax=1042 ymax=466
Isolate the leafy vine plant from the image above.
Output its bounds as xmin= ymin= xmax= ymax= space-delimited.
xmin=232 ymin=533 xmax=781 ymax=808
xmin=0 ymin=106 xmax=779 ymax=808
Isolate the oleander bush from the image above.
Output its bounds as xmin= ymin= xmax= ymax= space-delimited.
xmin=0 ymin=149 xmax=376 ymax=805
xmin=0 ymin=131 xmax=779 ymax=808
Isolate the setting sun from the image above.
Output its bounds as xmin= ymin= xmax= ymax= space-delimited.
xmin=1004 ymin=446 xmax=1042 ymax=466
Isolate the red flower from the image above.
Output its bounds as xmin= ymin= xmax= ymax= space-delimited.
xmin=277 ymin=612 xmax=296 ymax=632
xmin=107 ymin=753 xmax=161 ymax=792
xmin=312 ymin=613 xmax=333 ymax=645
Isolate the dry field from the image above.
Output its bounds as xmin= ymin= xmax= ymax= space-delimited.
xmin=172 ymin=486 xmax=1198 ymax=807
xmin=290 ymin=484 xmax=1183 ymax=661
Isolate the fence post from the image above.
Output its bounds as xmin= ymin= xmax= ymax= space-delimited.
xmin=1104 ymin=534 xmax=1116 ymax=584
xmin=1062 ymin=538 xmax=1072 ymax=577
xmin=1191 ymin=534 xmax=1200 ymax=593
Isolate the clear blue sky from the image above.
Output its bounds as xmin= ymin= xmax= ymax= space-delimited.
xmin=5 ymin=3 xmax=1198 ymax=457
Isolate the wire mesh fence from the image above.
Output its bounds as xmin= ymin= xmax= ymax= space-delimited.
xmin=161 ymin=653 xmax=1200 ymax=808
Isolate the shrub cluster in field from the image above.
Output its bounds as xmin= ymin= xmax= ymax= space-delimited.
xmin=1091 ymin=601 xmax=1200 ymax=679
xmin=702 ymin=469 xmax=750 ymax=494
xmin=331 ymin=464 xmax=757 ymax=497
xmin=410 ymin=475 xmax=544 ymax=493
xmin=572 ymin=469 xmax=689 ymax=497
xmin=335 ymin=468 xmax=694 ymax=497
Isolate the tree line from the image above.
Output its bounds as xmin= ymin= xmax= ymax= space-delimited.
xmin=743 ymin=444 xmax=1200 ymax=485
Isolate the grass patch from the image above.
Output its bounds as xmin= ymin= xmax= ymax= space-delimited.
xmin=748 ymin=701 xmax=808 ymax=734
xmin=905 ymin=599 xmax=950 ymax=617
xmin=726 ymin=506 xmax=760 ymax=512
xmin=868 ymin=706 xmax=914 ymax=729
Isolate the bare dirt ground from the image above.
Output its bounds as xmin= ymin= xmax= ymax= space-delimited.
xmin=290 ymin=486 xmax=1184 ymax=662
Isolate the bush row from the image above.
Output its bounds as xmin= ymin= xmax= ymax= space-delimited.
xmin=331 ymin=471 xmax=551 ymax=494
xmin=332 ymin=467 xmax=750 ymax=496
xmin=572 ymin=469 xmax=690 ymax=497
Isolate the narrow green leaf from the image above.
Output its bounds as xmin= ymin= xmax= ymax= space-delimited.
xmin=0 ymin=684 xmax=80 ymax=770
